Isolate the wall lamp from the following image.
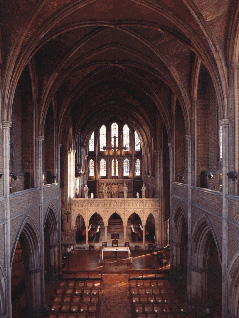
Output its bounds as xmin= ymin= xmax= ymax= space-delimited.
xmin=0 ymin=173 xmax=3 ymax=178
xmin=227 ymin=171 xmax=237 ymax=181
xmin=10 ymin=173 xmax=17 ymax=180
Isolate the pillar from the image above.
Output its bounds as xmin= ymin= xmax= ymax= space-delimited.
xmin=38 ymin=136 xmax=46 ymax=312
xmin=25 ymin=268 xmax=42 ymax=316
xmin=221 ymin=119 xmax=229 ymax=316
xmin=2 ymin=121 xmax=12 ymax=318
xmin=123 ymin=224 xmax=127 ymax=243
xmin=86 ymin=225 xmax=89 ymax=248
xmin=186 ymin=135 xmax=192 ymax=306
xmin=57 ymin=144 xmax=62 ymax=275
xmin=104 ymin=226 xmax=108 ymax=242
xmin=142 ymin=224 xmax=145 ymax=246
xmin=168 ymin=143 xmax=173 ymax=270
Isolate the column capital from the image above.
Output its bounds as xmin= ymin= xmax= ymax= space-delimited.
xmin=1 ymin=121 xmax=11 ymax=129
xmin=220 ymin=119 xmax=230 ymax=127
xmin=38 ymin=136 xmax=44 ymax=142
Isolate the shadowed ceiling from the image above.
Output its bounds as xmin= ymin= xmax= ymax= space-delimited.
xmin=0 ymin=0 xmax=235 ymax=142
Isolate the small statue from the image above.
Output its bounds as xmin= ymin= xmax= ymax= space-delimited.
xmin=103 ymin=185 xmax=108 ymax=198
xmin=142 ymin=184 xmax=146 ymax=198
xmin=123 ymin=183 xmax=128 ymax=199
xmin=84 ymin=184 xmax=89 ymax=199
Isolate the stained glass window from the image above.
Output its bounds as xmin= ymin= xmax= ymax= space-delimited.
xmin=89 ymin=159 xmax=94 ymax=176
xmin=111 ymin=122 xmax=118 ymax=147
xmin=100 ymin=159 xmax=107 ymax=177
xmin=112 ymin=159 xmax=118 ymax=176
xmin=123 ymin=124 xmax=130 ymax=151
xmin=123 ymin=158 xmax=130 ymax=176
xmin=135 ymin=131 xmax=141 ymax=151
xmin=100 ymin=125 xmax=106 ymax=151
xmin=135 ymin=159 xmax=140 ymax=176
xmin=89 ymin=131 xmax=94 ymax=151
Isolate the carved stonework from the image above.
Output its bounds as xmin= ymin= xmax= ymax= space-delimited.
xmin=71 ymin=198 xmax=160 ymax=228
xmin=98 ymin=179 xmax=133 ymax=198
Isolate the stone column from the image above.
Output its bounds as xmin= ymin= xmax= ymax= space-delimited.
xmin=104 ymin=226 xmax=108 ymax=242
xmin=38 ymin=136 xmax=46 ymax=311
xmin=25 ymin=268 xmax=42 ymax=316
xmin=86 ymin=223 xmax=89 ymax=248
xmin=123 ymin=224 xmax=127 ymax=243
xmin=186 ymin=135 xmax=192 ymax=306
xmin=221 ymin=119 xmax=229 ymax=317
xmin=2 ymin=121 xmax=12 ymax=318
xmin=168 ymin=143 xmax=173 ymax=270
xmin=57 ymin=144 xmax=62 ymax=275
xmin=142 ymin=224 xmax=145 ymax=246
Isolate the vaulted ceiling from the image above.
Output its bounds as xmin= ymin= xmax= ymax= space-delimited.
xmin=0 ymin=0 xmax=237 ymax=143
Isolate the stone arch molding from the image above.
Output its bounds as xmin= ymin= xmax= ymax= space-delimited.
xmin=44 ymin=205 xmax=59 ymax=246
xmin=0 ymin=261 xmax=6 ymax=316
xmin=228 ymin=252 xmax=239 ymax=316
xmin=191 ymin=214 xmax=221 ymax=269
xmin=71 ymin=198 xmax=161 ymax=244
xmin=172 ymin=205 xmax=187 ymax=241
xmin=11 ymin=215 xmax=41 ymax=270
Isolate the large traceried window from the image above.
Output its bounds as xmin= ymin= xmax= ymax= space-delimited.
xmin=100 ymin=159 xmax=107 ymax=176
xmin=135 ymin=131 xmax=141 ymax=151
xmin=111 ymin=122 xmax=118 ymax=147
xmin=135 ymin=159 xmax=140 ymax=176
xmin=89 ymin=131 xmax=94 ymax=151
xmin=89 ymin=159 xmax=94 ymax=176
xmin=100 ymin=125 xmax=106 ymax=151
xmin=112 ymin=159 xmax=118 ymax=176
xmin=123 ymin=158 xmax=130 ymax=176
xmin=123 ymin=124 xmax=130 ymax=151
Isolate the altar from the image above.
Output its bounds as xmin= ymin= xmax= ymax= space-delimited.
xmin=101 ymin=246 xmax=131 ymax=260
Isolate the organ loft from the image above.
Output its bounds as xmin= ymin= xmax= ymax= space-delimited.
xmin=1 ymin=1 xmax=239 ymax=318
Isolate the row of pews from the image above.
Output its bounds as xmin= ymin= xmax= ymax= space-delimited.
xmin=129 ymin=278 xmax=195 ymax=318
xmin=48 ymin=279 xmax=101 ymax=318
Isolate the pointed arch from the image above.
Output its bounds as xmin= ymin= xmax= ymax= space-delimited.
xmin=11 ymin=216 xmax=41 ymax=270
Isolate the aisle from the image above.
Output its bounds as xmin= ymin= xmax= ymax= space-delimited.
xmin=100 ymin=274 xmax=132 ymax=318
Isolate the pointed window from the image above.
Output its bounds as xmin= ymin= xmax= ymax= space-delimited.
xmin=123 ymin=124 xmax=130 ymax=151
xmin=135 ymin=131 xmax=141 ymax=151
xmin=112 ymin=159 xmax=118 ymax=177
xmin=100 ymin=159 xmax=107 ymax=177
xmin=123 ymin=158 xmax=130 ymax=176
xmin=89 ymin=159 xmax=94 ymax=176
xmin=100 ymin=125 xmax=106 ymax=151
xmin=135 ymin=159 xmax=140 ymax=176
xmin=111 ymin=122 xmax=118 ymax=147
xmin=89 ymin=131 xmax=94 ymax=151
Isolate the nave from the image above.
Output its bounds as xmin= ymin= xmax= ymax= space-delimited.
xmin=12 ymin=244 xmax=209 ymax=318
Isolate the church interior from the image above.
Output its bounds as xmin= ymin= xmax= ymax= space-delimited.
xmin=0 ymin=1 xmax=239 ymax=317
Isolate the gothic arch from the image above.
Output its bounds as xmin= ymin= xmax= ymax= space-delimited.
xmin=88 ymin=212 xmax=105 ymax=226
xmin=11 ymin=216 xmax=41 ymax=270
xmin=172 ymin=206 xmax=188 ymax=276
xmin=44 ymin=206 xmax=58 ymax=245
xmin=192 ymin=215 xmax=221 ymax=269
xmin=228 ymin=252 xmax=239 ymax=316
xmin=0 ymin=261 xmax=6 ymax=316
xmin=107 ymin=211 xmax=124 ymax=226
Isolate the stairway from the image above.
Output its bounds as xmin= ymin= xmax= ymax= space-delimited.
xmin=100 ymin=274 xmax=132 ymax=318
